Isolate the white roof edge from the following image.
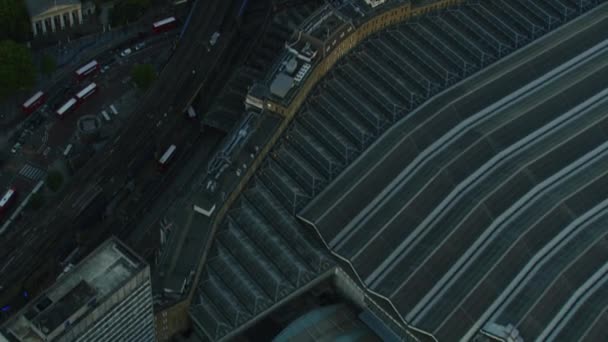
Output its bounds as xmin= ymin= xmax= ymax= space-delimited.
xmin=0 ymin=189 xmax=15 ymax=207
xmin=193 ymin=204 xmax=215 ymax=217
xmin=76 ymin=60 xmax=98 ymax=74
xmin=76 ymin=83 xmax=97 ymax=98
xmin=153 ymin=16 xmax=176 ymax=27
xmin=23 ymin=91 xmax=44 ymax=107
xmin=57 ymin=98 xmax=77 ymax=114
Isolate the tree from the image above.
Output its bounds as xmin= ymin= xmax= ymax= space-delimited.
xmin=0 ymin=40 xmax=35 ymax=99
xmin=27 ymin=192 xmax=45 ymax=210
xmin=0 ymin=0 xmax=31 ymax=42
xmin=40 ymin=54 xmax=57 ymax=76
xmin=46 ymin=170 xmax=64 ymax=192
xmin=131 ymin=64 xmax=156 ymax=90
xmin=110 ymin=0 xmax=152 ymax=26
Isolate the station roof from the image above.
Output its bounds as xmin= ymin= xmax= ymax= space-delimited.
xmin=186 ymin=1 xmax=607 ymax=341
xmin=298 ymin=2 xmax=608 ymax=340
xmin=273 ymin=304 xmax=381 ymax=342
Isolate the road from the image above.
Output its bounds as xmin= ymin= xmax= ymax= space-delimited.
xmin=0 ymin=0 xmax=245 ymax=312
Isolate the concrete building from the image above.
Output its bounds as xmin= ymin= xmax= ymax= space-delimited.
xmin=77 ymin=114 xmax=102 ymax=144
xmin=0 ymin=237 xmax=155 ymax=342
xmin=25 ymin=0 xmax=84 ymax=36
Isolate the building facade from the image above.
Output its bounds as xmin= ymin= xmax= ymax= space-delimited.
xmin=26 ymin=0 xmax=86 ymax=36
xmin=0 ymin=237 xmax=156 ymax=342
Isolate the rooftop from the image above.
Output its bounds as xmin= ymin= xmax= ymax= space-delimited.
xmin=25 ymin=0 xmax=81 ymax=18
xmin=249 ymin=0 xmax=407 ymax=107
xmin=77 ymin=115 xmax=101 ymax=133
xmin=273 ymin=304 xmax=381 ymax=342
xmin=297 ymin=2 xmax=608 ymax=340
xmin=0 ymin=237 xmax=145 ymax=342
xmin=193 ymin=0 xmax=608 ymax=341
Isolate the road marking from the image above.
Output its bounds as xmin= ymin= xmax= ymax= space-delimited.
xmin=19 ymin=164 xmax=46 ymax=181
xmin=0 ymin=256 xmax=15 ymax=273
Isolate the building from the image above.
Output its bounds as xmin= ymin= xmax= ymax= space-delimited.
xmin=272 ymin=304 xmax=382 ymax=341
xmin=187 ymin=0 xmax=608 ymax=341
xmin=0 ymin=237 xmax=155 ymax=342
xmin=76 ymin=114 xmax=102 ymax=144
xmin=25 ymin=0 xmax=85 ymax=36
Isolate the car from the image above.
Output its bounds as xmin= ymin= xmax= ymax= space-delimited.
xmin=209 ymin=32 xmax=220 ymax=46
xmin=135 ymin=42 xmax=146 ymax=51
xmin=120 ymin=48 xmax=132 ymax=57
xmin=11 ymin=142 xmax=22 ymax=154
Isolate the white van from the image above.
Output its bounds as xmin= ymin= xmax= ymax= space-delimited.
xmin=63 ymin=144 xmax=73 ymax=157
xmin=209 ymin=32 xmax=220 ymax=46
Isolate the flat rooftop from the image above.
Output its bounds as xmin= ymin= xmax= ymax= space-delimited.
xmin=0 ymin=237 xmax=145 ymax=342
xmin=25 ymin=0 xmax=80 ymax=18
xmin=77 ymin=115 xmax=101 ymax=132
xmin=250 ymin=0 xmax=408 ymax=108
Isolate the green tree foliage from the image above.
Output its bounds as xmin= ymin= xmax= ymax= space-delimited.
xmin=131 ymin=63 xmax=156 ymax=90
xmin=40 ymin=54 xmax=57 ymax=76
xmin=28 ymin=192 xmax=45 ymax=210
xmin=46 ymin=170 xmax=64 ymax=192
xmin=0 ymin=40 xmax=35 ymax=99
xmin=0 ymin=0 xmax=31 ymax=42
xmin=110 ymin=0 xmax=151 ymax=26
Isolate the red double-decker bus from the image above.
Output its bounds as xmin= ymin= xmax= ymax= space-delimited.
xmin=158 ymin=144 xmax=176 ymax=171
xmin=74 ymin=60 xmax=100 ymax=81
xmin=152 ymin=17 xmax=177 ymax=34
xmin=56 ymin=98 xmax=77 ymax=119
xmin=75 ymin=82 xmax=98 ymax=103
xmin=0 ymin=187 xmax=17 ymax=217
xmin=22 ymin=91 xmax=46 ymax=115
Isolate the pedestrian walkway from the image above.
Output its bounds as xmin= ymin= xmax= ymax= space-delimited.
xmin=19 ymin=164 xmax=46 ymax=181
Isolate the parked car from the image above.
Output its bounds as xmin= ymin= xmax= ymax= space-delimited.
xmin=11 ymin=142 xmax=22 ymax=154
xmin=209 ymin=32 xmax=220 ymax=46
xmin=135 ymin=42 xmax=146 ymax=51
xmin=120 ymin=48 xmax=132 ymax=57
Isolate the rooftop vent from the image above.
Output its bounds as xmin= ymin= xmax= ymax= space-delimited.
xmin=284 ymin=57 xmax=298 ymax=75
xmin=294 ymin=63 xmax=312 ymax=83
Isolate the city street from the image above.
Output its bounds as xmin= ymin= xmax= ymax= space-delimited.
xmin=0 ymin=0 xmax=244 ymax=317
xmin=0 ymin=35 xmax=175 ymax=231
